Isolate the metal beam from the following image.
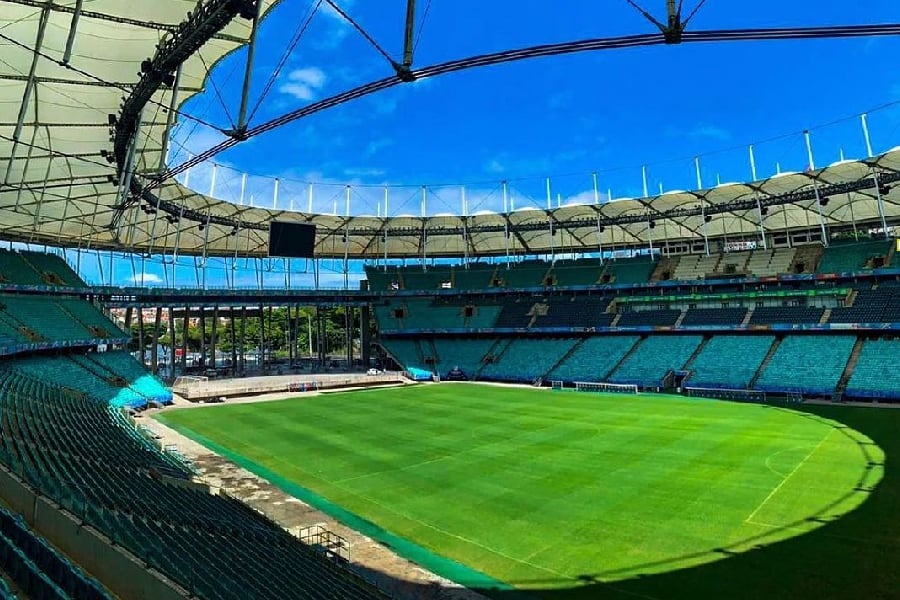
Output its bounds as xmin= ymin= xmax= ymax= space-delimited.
xmin=3 ymin=5 xmax=51 ymax=186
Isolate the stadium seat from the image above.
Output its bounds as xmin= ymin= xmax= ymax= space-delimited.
xmin=479 ymin=338 xmax=578 ymax=382
xmin=548 ymin=336 xmax=639 ymax=383
xmin=817 ymin=239 xmax=892 ymax=273
xmin=754 ymin=335 xmax=855 ymax=396
xmin=686 ymin=335 xmax=775 ymax=389
xmin=608 ymin=335 xmax=703 ymax=387
xmin=845 ymin=338 xmax=900 ymax=399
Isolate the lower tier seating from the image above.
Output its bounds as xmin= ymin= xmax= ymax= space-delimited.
xmin=432 ymin=338 xmax=497 ymax=377
xmin=609 ymin=335 xmax=703 ymax=387
xmin=381 ymin=338 xmax=424 ymax=370
xmin=754 ymin=335 xmax=855 ymax=395
xmin=749 ymin=306 xmax=825 ymax=325
xmin=687 ymin=336 xmax=774 ymax=389
xmin=0 ymin=504 xmax=112 ymax=600
xmin=617 ymin=309 xmax=681 ymax=327
xmin=0 ymin=363 xmax=384 ymax=600
xmin=548 ymin=336 xmax=639 ymax=383
xmin=845 ymin=339 xmax=900 ymax=399
xmin=479 ymin=338 xmax=577 ymax=382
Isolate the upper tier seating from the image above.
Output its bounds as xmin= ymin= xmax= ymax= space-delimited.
xmin=754 ymin=335 xmax=855 ymax=395
xmin=673 ymin=248 xmax=799 ymax=280
xmin=680 ymin=308 xmax=748 ymax=326
xmin=0 ymin=365 xmax=384 ymax=600
xmin=0 ymin=295 xmax=124 ymax=346
xmin=609 ymin=335 xmax=703 ymax=387
xmin=748 ymin=306 xmax=825 ymax=325
xmin=548 ymin=336 xmax=639 ymax=383
xmin=432 ymin=338 xmax=498 ymax=377
xmin=817 ymin=239 xmax=892 ymax=273
xmin=830 ymin=287 xmax=900 ymax=323
xmin=494 ymin=261 xmax=550 ymax=288
xmin=687 ymin=335 xmax=774 ymax=389
xmin=452 ymin=264 xmax=496 ymax=290
xmin=0 ymin=504 xmax=112 ymax=600
xmin=479 ymin=338 xmax=577 ymax=382
xmin=493 ymin=297 xmax=540 ymax=328
xmin=673 ymin=254 xmax=721 ymax=280
xmin=363 ymin=266 xmax=401 ymax=291
xmin=617 ymin=309 xmax=681 ymax=327
xmin=551 ymin=259 xmax=604 ymax=286
xmin=601 ymin=256 xmax=657 ymax=284
xmin=538 ymin=295 xmax=613 ymax=328
xmin=0 ymin=250 xmax=85 ymax=287
xmin=845 ymin=339 xmax=900 ymax=399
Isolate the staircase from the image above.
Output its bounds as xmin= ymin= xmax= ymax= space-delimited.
xmin=610 ymin=313 xmax=622 ymax=328
xmin=475 ymin=338 xmax=512 ymax=379
xmin=684 ymin=336 xmax=711 ymax=369
xmin=886 ymin=239 xmax=897 ymax=267
xmin=833 ymin=337 xmax=865 ymax=401
xmin=674 ymin=309 xmax=687 ymax=328
xmin=819 ymin=308 xmax=832 ymax=324
xmin=55 ymin=301 xmax=96 ymax=337
xmin=542 ymin=338 xmax=585 ymax=380
xmin=790 ymin=244 xmax=824 ymax=274
xmin=650 ymin=256 xmax=680 ymax=281
xmin=741 ymin=308 xmax=754 ymax=326
xmin=845 ymin=288 xmax=858 ymax=307
xmin=749 ymin=337 xmax=783 ymax=389
xmin=604 ymin=336 xmax=644 ymax=379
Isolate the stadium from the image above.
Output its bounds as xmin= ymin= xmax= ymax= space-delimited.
xmin=1 ymin=1 xmax=900 ymax=599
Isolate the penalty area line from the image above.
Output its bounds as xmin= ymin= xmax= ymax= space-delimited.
xmin=745 ymin=429 xmax=833 ymax=525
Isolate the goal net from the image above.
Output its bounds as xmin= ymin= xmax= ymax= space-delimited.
xmin=550 ymin=380 xmax=564 ymax=391
xmin=575 ymin=381 xmax=638 ymax=395
xmin=684 ymin=386 xmax=767 ymax=403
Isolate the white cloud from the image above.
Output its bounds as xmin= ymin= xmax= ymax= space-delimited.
xmin=279 ymin=67 xmax=327 ymax=101
xmin=689 ymin=124 xmax=731 ymax=141
xmin=128 ymin=273 xmax=163 ymax=285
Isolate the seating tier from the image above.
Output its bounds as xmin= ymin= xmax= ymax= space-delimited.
xmin=754 ymin=335 xmax=855 ymax=395
xmin=608 ymin=335 xmax=703 ymax=387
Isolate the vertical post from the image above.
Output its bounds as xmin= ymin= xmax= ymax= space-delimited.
xmin=239 ymin=173 xmax=247 ymax=205
xmin=240 ymin=306 xmax=247 ymax=374
xmin=151 ymin=307 xmax=161 ymax=375
xmin=647 ymin=216 xmax=655 ymax=254
xmin=804 ymin=130 xmax=829 ymax=247
xmin=208 ymin=163 xmax=217 ymax=197
xmin=596 ymin=215 xmax=604 ymax=261
xmin=642 ymin=165 xmax=649 ymax=198
xmin=273 ymin=177 xmax=279 ymax=209
xmin=545 ymin=178 xmax=552 ymax=209
xmin=462 ymin=186 xmax=469 ymax=266
xmin=137 ymin=307 xmax=145 ymax=367
xmin=308 ymin=182 xmax=314 ymax=213
xmin=862 ymin=113 xmax=890 ymax=239
xmin=158 ymin=64 xmax=182 ymax=173
xmin=502 ymin=181 xmax=510 ymax=264
xmin=236 ymin=0 xmax=263 ymax=132
xmin=210 ymin=305 xmax=218 ymax=369
xmin=592 ymin=172 xmax=600 ymax=204
xmin=180 ymin=306 xmax=189 ymax=373
xmin=198 ymin=306 xmax=206 ymax=369
xmin=230 ymin=311 xmax=238 ymax=374
xmin=168 ymin=306 xmax=176 ymax=380
xmin=749 ymin=144 xmax=768 ymax=250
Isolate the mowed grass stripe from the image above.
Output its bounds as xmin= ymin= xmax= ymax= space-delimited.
xmin=157 ymin=384 xmax=876 ymax=596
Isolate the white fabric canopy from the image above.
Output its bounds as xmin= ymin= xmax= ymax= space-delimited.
xmin=1 ymin=0 xmax=899 ymax=259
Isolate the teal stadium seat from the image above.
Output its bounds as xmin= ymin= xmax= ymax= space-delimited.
xmin=601 ymin=256 xmax=657 ymax=284
xmin=754 ymin=335 xmax=855 ymax=396
xmin=432 ymin=338 xmax=497 ymax=377
xmin=609 ymin=335 xmax=703 ymax=387
xmin=686 ymin=335 xmax=774 ymax=389
xmin=479 ymin=338 xmax=577 ymax=382
xmin=845 ymin=339 xmax=900 ymax=399
xmin=817 ymin=240 xmax=892 ymax=273
xmin=548 ymin=336 xmax=639 ymax=383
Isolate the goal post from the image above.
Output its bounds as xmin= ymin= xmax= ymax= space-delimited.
xmin=684 ymin=386 xmax=767 ymax=403
xmin=550 ymin=380 xmax=565 ymax=391
xmin=574 ymin=381 xmax=638 ymax=395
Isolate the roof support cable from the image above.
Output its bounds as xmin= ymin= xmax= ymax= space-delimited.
xmin=247 ymin=0 xmax=322 ymax=124
xmin=322 ymin=0 xmax=402 ymax=73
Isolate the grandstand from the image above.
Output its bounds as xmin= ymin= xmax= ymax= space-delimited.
xmin=0 ymin=0 xmax=899 ymax=598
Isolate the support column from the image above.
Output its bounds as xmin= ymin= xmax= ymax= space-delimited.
xmin=168 ymin=307 xmax=176 ymax=380
xmin=137 ymin=307 xmax=145 ymax=367
xmin=124 ymin=306 xmax=133 ymax=330
xmin=345 ymin=306 xmax=353 ymax=368
xmin=240 ymin=306 xmax=247 ymax=375
xmin=361 ymin=304 xmax=371 ymax=368
xmin=198 ymin=307 xmax=207 ymax=369
xmin=210 ymin=305 xmax=218 ymax=369
xmin=259 ymin=303 xmax=266 ymax=373
xmin=180 ymin=306 xmax=189 ymax=372
xmin=230 ymin=311 xmax=238 ymax=376
xmin=151 ymin=307 xmax=161 ymax=374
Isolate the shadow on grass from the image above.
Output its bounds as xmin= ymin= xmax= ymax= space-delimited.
xmin=354 ymin=403 xmax=899 ymax=600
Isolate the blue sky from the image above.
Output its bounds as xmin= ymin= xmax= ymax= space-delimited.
xmin=166 ymin=0 xmax=900 ymax=219
xmin=65 ymin=0 xmax=900 ymax=288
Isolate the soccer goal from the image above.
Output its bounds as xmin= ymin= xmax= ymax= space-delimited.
xmin=575 ymin=381 xmax=639 ymax=395
xmin=550 ymin=380 xmax=565 ymax=391
xmin=684 ymin=386 xmax=767 ymax=403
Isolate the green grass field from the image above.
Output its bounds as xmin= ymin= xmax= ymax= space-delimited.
xmin=156 ymin=384 xmax=900 ymax=600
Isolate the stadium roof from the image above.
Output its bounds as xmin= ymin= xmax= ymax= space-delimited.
xmin=1 ymin=1 xmax=900 ymax=260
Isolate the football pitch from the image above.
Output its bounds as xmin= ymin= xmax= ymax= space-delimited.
xmin=156 ymin=384 xmax=899 ymax=599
